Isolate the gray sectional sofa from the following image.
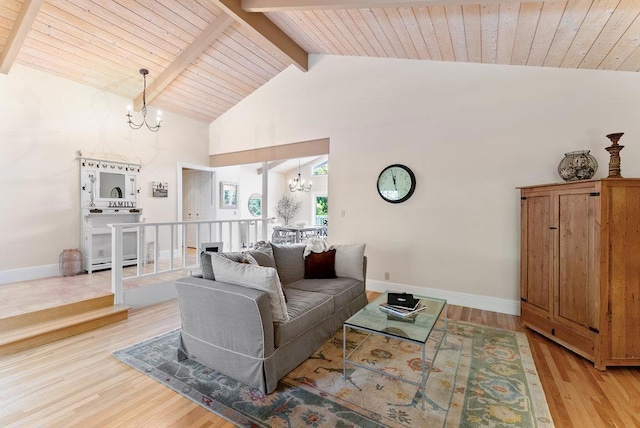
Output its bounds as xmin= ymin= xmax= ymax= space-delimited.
xmin=175 ymin=242 xmax=367 ymax=394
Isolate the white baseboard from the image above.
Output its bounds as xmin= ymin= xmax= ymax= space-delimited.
xmin=1 ymin=264 xmax=520 ymax=315
xmin=0 ymin=248 xmax=181 ymax=286
xmin=0 ymin=264 xmax=60 ymax=285
xmin=366 ymin=279 xmax=521 ymax=316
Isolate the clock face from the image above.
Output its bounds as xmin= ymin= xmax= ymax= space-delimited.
xmin=377 ymin=164 xmax=416 ymax=203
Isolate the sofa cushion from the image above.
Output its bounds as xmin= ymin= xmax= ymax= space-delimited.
xmin=274 ymin=288 xmax=334 ymax=347
xmin=209 ymin=254 xmax=289 ymax=323
xmin=285 ymin=277 xmax=364 ymax=309
xmin=243 ymin=244 xmax=276 ymax=268
xmin=200 ymin=251 xmax=246 ymax=280
xmin=304 ymin=249 xmax=337 ymax=279
xmin=332 ymin=244 xmax=366 ymax=281
xmin=271 ymin=243 xmax=306 ymax=285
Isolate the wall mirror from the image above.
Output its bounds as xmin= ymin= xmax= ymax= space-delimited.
xmin=100 ymin=172 xmax=125 ymax=199
xmin=248 ymin=193 xmax=261 ymax=217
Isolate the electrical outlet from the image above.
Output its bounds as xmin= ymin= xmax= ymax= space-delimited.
xmin=98 ymin=249 xmax=104 ymax=257
xmin=384 ymin=272 xmax=390 ymax=280
xmin=341 ymin=209 xmax=346 ymax=217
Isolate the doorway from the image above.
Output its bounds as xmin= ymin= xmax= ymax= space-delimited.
xmin=182 ymin=169 xmax=214 ymax=248
xmin=177 ymin=163 xmax=218 ymax=263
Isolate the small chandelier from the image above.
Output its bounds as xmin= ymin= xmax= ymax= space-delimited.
xmin=127 ymin=68 xmax=162 ymax=132
xmin=289 ymin=160 xmax=312 ymax=192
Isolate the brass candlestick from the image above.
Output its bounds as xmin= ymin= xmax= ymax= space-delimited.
xmin=605 ymin=132 xmax=625 ymax=178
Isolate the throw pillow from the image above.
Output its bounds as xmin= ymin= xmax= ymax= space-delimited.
xmin=304 ymin=249 xmax=337 ymax=279
xmin=271 ymin=243 xmax=306 ymax=285
xmin=333 ymin=243 xmax=366 ymax=281
xmin=217 ymin=252 xmax=245 ymax=263
xmin=242 ymin=253 xmax=259 ymax=265
xmin=209 ymin=254 xmax=289 ymax=323
xmin=200 ymin=251 xmax=247 ymax=280
xmin=254 ymin=240 xmax=270 ymax=249
xmin=200 ymin=251 xmax=215 ymax=280
xmin=243 ymin=244 xmax=276 ymax=268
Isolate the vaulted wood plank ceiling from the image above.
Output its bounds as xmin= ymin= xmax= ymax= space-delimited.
xmin=1 ymin=0 xmax=639 ymax=124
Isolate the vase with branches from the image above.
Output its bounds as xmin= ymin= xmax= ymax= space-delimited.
xmin=276 ymin=194 xmax=302 ymax=226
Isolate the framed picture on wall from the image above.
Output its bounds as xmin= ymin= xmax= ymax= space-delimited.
xmin=152 ymin=181 xmax=168 ymax=198
xmin=220 ymin=181 xmax=238 ymax=209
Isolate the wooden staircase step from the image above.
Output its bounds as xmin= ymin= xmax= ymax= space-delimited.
xmin=0 ymin=294 xmax=115 ymax=332
xmin=0 ymin=304 xmax=130 ymax=355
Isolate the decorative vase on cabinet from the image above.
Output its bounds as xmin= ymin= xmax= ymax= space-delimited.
xmin=558 ymin=150 xmax=598 ymax=182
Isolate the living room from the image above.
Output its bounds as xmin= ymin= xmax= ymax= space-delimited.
xmin=4 ymin=57 xmax=639 ymax=311
xmin=2 ymin=1 xmax=640 ymax=426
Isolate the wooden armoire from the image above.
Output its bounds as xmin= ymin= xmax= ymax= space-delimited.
xmin=519 ymin=179 xmax=640 ymax=369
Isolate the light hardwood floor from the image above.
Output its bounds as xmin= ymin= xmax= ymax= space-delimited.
xmin=0 ymin=267 xmax=190 ymax=319
xmin=1 ymin=286 xmax=639 ymax=426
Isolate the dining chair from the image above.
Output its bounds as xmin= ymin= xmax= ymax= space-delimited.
xmin=271 ymin=228 xmax=296 ymax=244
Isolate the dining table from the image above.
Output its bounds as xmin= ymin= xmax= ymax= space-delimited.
xmin=274 ymin=225 xmax=327 ymax=243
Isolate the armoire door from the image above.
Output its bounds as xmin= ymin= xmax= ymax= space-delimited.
xmin=555 ymin=189 xmax=599 ymax=336
xmin=521 ymin=192 xmax=554 ymax=317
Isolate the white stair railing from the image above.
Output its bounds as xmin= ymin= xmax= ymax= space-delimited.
xmin=110 ymin=219 xmax=268 ymax=304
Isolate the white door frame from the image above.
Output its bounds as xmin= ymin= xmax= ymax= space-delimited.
xmin=176 ymin=162 xmax=218 ymax=250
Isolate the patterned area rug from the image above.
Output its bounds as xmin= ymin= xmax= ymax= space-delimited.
xmin=113 ymin=321 xmax=553 ymax=427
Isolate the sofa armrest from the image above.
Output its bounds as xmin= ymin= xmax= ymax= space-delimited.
xmin=175 ymin=276 xmax=275 ymax=358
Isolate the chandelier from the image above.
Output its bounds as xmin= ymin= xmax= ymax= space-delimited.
xmin=289 ymin=160 xmax=312 ymax=192
xmin=127 ymin=68 xmax=162 ymax=132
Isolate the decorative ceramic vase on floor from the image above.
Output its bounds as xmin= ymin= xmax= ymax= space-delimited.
xmin=59 ymin=248 xmax=83 ymax=277
xmin=558 ymin=150 xmax=598 ymax=182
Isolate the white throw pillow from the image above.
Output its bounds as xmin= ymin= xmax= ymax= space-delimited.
xmin=331 ymin=243 xmax=366 ymax=281
xmin=209 ymin=254 xmax=289 ymax=323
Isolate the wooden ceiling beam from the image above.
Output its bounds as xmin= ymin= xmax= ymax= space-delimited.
xmin=0 ymin=0 xmax=44 ymax=74
xmin=242 ymin=0 xmax=523 ymax=11
xmin=210 ymin=0 xmax=308 ymax=71
xmin=210 ymin=138 xmax=329 ymax=167
xmin=133 ymin=13 xmax=235 ymax=110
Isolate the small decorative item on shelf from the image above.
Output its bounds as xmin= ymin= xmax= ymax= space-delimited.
xmin=557 ymin=150 xmax=598 ymax=182
xmin=605 ymin=132 xmax=625 ymax=178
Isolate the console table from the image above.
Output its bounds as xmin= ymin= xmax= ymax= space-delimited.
xmin=79 ymin=156 xmax=143 ymax=273
xmin=82 ymin=208 xmax=143 ymax=273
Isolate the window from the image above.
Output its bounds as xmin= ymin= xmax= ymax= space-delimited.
xmin=315 ymin=195 xmax=328 ymax=225
xmin=312 ymin=160 xmax=328 ymax=176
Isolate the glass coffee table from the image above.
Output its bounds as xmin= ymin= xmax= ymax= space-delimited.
xmin=343 ymin=291 xmax=447 ymax=410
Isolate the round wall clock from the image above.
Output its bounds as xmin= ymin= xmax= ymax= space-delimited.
xmin=376 ymin=164 xmax=416 ymax=203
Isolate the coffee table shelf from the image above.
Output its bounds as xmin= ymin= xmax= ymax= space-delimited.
xmin=343 ymin=291 xmax=447 ymax=410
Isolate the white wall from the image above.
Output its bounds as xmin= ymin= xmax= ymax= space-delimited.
xmin=0 ymin=64 xmax=210 ymax=273
xmin=209 ymin=55 xmax=640 ymax=306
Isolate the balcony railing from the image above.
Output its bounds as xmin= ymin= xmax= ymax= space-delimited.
xmin=109 ymin=219 xmax=268 ymax=304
